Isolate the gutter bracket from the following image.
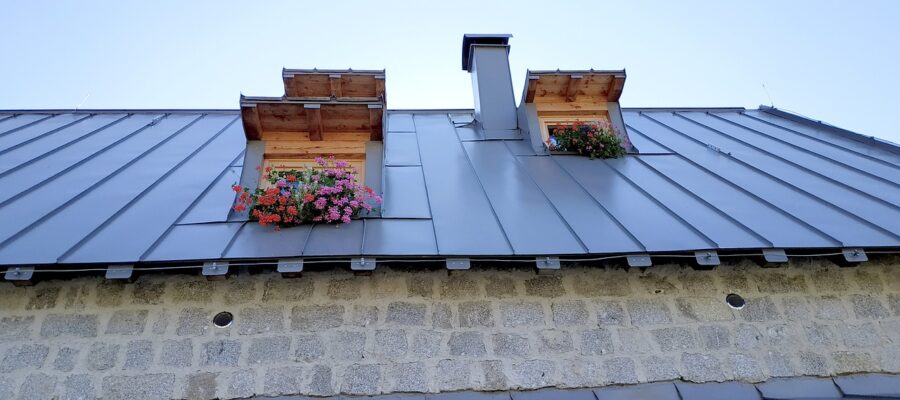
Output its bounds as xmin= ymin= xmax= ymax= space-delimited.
xmin=694 ymin=251 xmax=720 ymax=268
xmin=105 ymin=265 xmax=134 ymax=280
xmin=202 ymin=261 xmax=229 ymax=280
xmin=446 ymin=258 xmax=471 ymax=271
xmin=762 ymin=249 xmax=788 ymax=265
xmin=4 ymin=266 xmax=35 ymax=286
xmin=626 ymin=254 xmax=652 ymax=268
xmin=842 ymin=248 xmax=868 ymax=263
xmin=351 ymin=257 xmax=376 ymax=273
xmin=536 ymin=256 xmax=561 ymax=273
xmin=277 ymin=258 xmax=304 ymax=278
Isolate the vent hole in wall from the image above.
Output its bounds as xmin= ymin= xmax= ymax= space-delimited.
xmin=725 ymin=294 xmax=745 ymax=310
xmin=213 ymin=312 xmax=234 ymax=328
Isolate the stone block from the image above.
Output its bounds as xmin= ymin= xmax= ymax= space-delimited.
xmin=295 ymin=334 xmax=325 ymax=362
xmin=62 ymin=374 xmax=95 ymax=400
xmin=349 ymin=305 xmax=379 ymax=327
xmin=492 ymin=333 xmax=530 ymax=357
xmin=106 ymin=310 xmax=148 ymax=335
xmin=433 ymin=302 xmax=453 ymax=329
xmin=449 ymin=331 xmax=486 ymax=356
xmin=832 ymin=351 xmax=874 ymax=374
xmin=853 ymin=269 xmax=884 ymax=292
xmin=40 ymin=314 xmax=98 ymax=338
xmin=123 ymin=340 xmax=153 ymax=370
xmin=839 ymin=322 xmax=882 ymax=347
xmin=0 ymin=376 xmax=12 ymax=399
xmin=0 ymin=344 xmax=48 ymax=372
xmin=485 ymin=275 xmax=518 ymax=298
xmin=605 ymin=357 xmax=639 ymax=384
xmin=0 ymin=316 xmax=34 ymax=342
xmin=764 ymin=351 xmax=796 ymax=377
xmin=512 ymin=359 xmax=556 ymax=389
xmin=652 ymin=327 xmax=696 ymax=352
xmin=331 ymin=331 xmax=366 ymax=361
xmin=86 ymin=342 xmax=119 ymax=371
xmin=580 ymin=328 xmax=614 ymax=356
xmin=851 ymin=294 xmax=889 ymax=319
xmin=538 ymin=329 xmax=574 ymax=354
xmin=729 ymin=353 xmax=765 ymax=382
xmin=160 ymin=339 xmax=192 ymax=367
xmin=101 ymin=374 xmax=175 ymax=400
xmin=810 ymin=295 xmax=848 ymax=320
xmin=459 ymin=301 xmax=494 ymax=328
xmin=642 ymin=355 xmax=681 ymax=382
xmin=811 ymin=269 xmax=849 ymax=292
xmin=261 ymin=278 xmax=313 ymax=302
xmin=407 ymin=274 xmax=434 ymax=298
xmin=618 ymin=327 xmax=654 ymax=354
xmin=176 ymin=308 xmax=211 ymax=336
xmin=755 ymin=272 xmax=808 ymax=293
xmin=698 ymin=325 xmax=731 ymax=350
xmin=341 ymin=364 xmax=381 ymax=395
xmin=681 ymin=353 xmax=725 ymax=382
xmin=739 ymin=296 xmax=781 ymax=322
xmin=375 ymin=329 xmax=408 ymax=358
xmin=501 ymin=301 xmax=544 ymax=327
xmin=797 ymin=351 xmax=829 ymax=375
xmin=223 ymin=280 xmax=257 ymax=305
xmin=308 ymin=365 xmax=335 ymax=396
xmin=572 ymin=269 xmax=632 ymax=297
xmin=54 ymin=347 xmax=78 ymax=372
xmin=888 ymin=294 xmax=900 ymax=316
xmin=18 ymin=373 xmax=57 ymax=400
xmin=596 ymin=300 xmax=627 ymax=325
xmin=525 ymin=275 xmax=564 ymax=298
xmin=676 ymin=297 xmax=734 ymax=322
xmin=878 ymin=346 xmax=900 ymax=373
xmin=385 ymin=302 xmax=425 ymax=326
xmin=637 ymin=273 xmax=678 ymax=295
xmin=440 ymin=275 xmax=479 ymax=299
xmin=291 ymin=304 xmax=344 ymax=331
xmin=803 ymin=322 xmax=837 ymax=346
xmin=200 ymin=339 xmax=240 ymax=366
xmin=390 ymin=362 xmax=427 ymax=392
xmin=411 ymin=330 xmax=443 ymax=358
xmin=627 ymin=299 xmax=672 ymax=325
xmin=263 ymin=366 xmax=303 ymax=396
xmin=226 ymin=370 xmax=255 ymax=399
xmin=327 ymin=278 xmax=362 ymax=300
xmin=132 ymin=281 xmax=166 ymax=305
xmin=183 ymin=372 xmax=218 ymax=400
xmin=172 ymin=281 xmax=214 ymax=303
xmin=481 ymin=360 xmax=508 ymax=390
xmin=552 ymin=300 xmax=588 ymax=325
xmin=95 ymin=281 xmax=125 ymax=307
xmin=26 ymin=286 xmax=61 ymax=310
xmin=437 ymin=359 xmax=472 ymax=391
xmin=248 ymin=336 xmax=290 ymax=364
xmin=238 ymin=305 xmax=284 ymax=335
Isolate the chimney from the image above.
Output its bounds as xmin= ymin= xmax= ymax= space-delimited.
xmin=462 ymin=34 xmax=517 ymax=131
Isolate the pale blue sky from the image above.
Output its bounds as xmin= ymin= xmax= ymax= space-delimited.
xmin=2 ymin=0 xmax=899 ymax=142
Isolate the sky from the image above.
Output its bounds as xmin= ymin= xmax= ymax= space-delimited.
xmin=2 ymin=0 xmax=899 ymax=142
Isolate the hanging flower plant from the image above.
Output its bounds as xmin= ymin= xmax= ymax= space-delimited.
xmin=545 ymin=119 xmax=628 ymax=159
xmin=232 ymin=156 xmax=382 ymax=228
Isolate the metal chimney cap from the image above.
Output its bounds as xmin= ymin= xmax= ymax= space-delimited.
xmin=462 ymin=34 xmax=512 ymax=71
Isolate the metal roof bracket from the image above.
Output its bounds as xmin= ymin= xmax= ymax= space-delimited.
xmin=446 ymin=258 xmax=471 ymax=272
xmin=694 ymin=251 xmax=720 ymax=268
xmin=105 ymin=265 xmax=134 ymax=281
xmin=4 ymin=266 xmax=34 ymax=286
xmin=202 ymin=261 xmax=229 ymax=280
xmin=351 ymin=257 xmax=376 ymax=275
xmin=626 ymin=254 xmax=652 ymax=268
xmin=842 ymin=248 xmax=868 ymax=264
xmin=277 ymin=258 xmax=304 ymax=278
xmin=760 ymin=249 xmax=789 ymax=267
xmin=536 ymin=256 xmax=561 ymax=273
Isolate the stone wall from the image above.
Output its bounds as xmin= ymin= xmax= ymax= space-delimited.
xmin=1 ymin=257 xmax=899 ymax=399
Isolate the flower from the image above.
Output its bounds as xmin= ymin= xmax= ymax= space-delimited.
xmin=303 ymin=194 xmax=315 ymax=203
xmin=232 ymin=184 xmax=243 ymax=193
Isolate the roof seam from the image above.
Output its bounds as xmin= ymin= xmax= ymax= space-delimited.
xmin=57 ymin=115 xmax=242 ymax=262
xmin=0 ymin=114 xmax=131 ymax=180
xmin=761 ymin=106 xmax=900 ymax=155
xmin=219 ymin=221 xmax=249 ymax=259
xmin=0 ymin=114 xmax=56 ymax=138
xmin=624 ymin=121 xmax=844 ymax=247
xmin=412 ymin=116 xmax=440 ymax=254
xmin=0 ymin=114 xmax=93 ymax=156
xmin=676 ymin=112 xmax=900 ymax=211
xmin=639 ymin=115 xmax=881 ymax=245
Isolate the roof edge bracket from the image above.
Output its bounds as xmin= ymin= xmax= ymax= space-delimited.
xmin=202 ymin=261 xmax=229 ymax=280
xmin=105 ymin=265 xmax=134 ymax=280
xmin=277 ymin=258 xmax=304 ymax=278
xmin=446 ymin=258 xmax=471 ymax=270
xmin=842 ymin=248 xmax=868 ymax=263
xmin=626 ymin=254 xmax=652 ymax=268
xmin=536 ymin=256 xmax=561 ymax=272
xmin=694 ymin=251 xmax=720 ymax=268
xmin=761 ymin=249 xmax=789 ymax=265
xmin=351 ymin=257 xmax=376 ymax=273
xmin=4 ymin=266 xmax=34 ymax=286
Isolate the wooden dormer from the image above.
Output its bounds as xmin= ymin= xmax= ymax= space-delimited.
xmin=519 ymin=70 xmax=634 ymax=153
xmin=239 ymin=69 xmax=385 ymax=186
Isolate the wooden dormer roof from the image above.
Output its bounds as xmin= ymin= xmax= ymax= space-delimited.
xmin=523 ymin=69 xmax=626 ymax=103
xmin=282 ymin=68 xmax=385 ymax=101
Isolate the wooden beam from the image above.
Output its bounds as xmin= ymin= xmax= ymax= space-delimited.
xmin=240 ymin=105 xmax=263 ymax=140
xmin=368 ymin=106 xmax=383 ymax=141
xmin=374 ymin=76 xmax=386 ymax=102
xmin=304 ymin=104 xmax=323 ymax=141
xmin=607 ymin=76 xmax=625 ymax=101
xmin=565 ymin=75 xmax=582 ymax=102
xmin=329 ymin=74 xmax=342 ymax=98
xmin=525 ymin=76 xmax=539 ymax=103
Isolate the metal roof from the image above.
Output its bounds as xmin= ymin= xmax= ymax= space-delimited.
xmin=250 ymin=373 xmax=900 ymax=399
xmin=0 ymin=106 xmax=898 ymax=266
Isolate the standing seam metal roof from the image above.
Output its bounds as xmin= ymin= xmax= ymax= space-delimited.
xmin=0 ymin=107 xmax=897 ymax=266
